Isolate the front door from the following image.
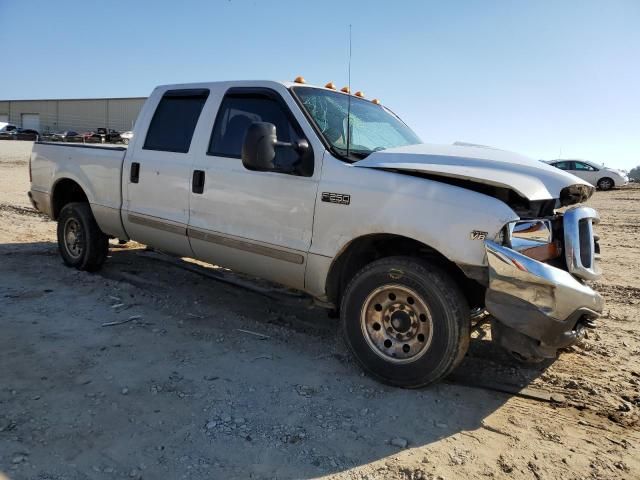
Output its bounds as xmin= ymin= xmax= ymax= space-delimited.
xmin=570 ymin=161 xmax=600 ymax=186
xmin=122 ymin=88 xmax=210 ymax=257
xmin=188 ymin=87 xmax=321 ymax=289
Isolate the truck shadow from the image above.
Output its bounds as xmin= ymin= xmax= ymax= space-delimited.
xmin=1 ymin=240 xmax=556 ymax=479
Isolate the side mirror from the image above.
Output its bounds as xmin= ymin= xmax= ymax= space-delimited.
xmin=242 ymin=122 xmax=311 ymax=174
xmin=241 ymin=122 xmax=277 ymax=171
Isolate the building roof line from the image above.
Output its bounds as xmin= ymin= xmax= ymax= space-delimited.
xmin=0 ymin=97 xmax=147 ymax=102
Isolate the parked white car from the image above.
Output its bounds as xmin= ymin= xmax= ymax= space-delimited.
xmin=0 ymin=122 xmax=18 ymax=133
xmin=120 ymin=131 xmax=134 ymax=145
xmin=548 ymin=159 xmax=628 ymax=190
xmin=28 ymin=79 xmax=604 ymax=387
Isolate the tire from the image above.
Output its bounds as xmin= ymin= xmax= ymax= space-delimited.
xmin=597 ymin=177 xmax=614 ymax=191
xmin=57 ymin=202 xmax=108 ymax=272
xmin=340 ymin=256 xmax=470 ymax=388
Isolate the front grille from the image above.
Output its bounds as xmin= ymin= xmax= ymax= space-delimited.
xmin=563 ymin=206 xmax=601 ymax=280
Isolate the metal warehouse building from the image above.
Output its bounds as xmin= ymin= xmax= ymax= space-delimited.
xmin=0 ymin=97 xmax=146 ymax=133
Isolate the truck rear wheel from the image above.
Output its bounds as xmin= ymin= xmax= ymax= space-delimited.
xmin=57 ymin=202 xmax=108 ymax=272
xmin=340 ymin=257 xmax=470 ymax=388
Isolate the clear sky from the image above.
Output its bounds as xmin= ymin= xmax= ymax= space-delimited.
xmin=1 ymin=0 xmax=638 ymax=169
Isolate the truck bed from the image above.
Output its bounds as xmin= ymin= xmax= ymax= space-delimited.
xmin=30 ymin=141 xmax=127 ymax=238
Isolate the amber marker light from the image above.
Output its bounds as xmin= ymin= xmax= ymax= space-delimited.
xmin=340 ymin=86 xmax=351 ymax=93
xmin=354 ymin=91 xmax=365 ymax=98
xmin=371 ymin=98 xmax=381 ymax=105
xmin=294 ymin=76 xmax=306 ymax=84
xmin=325 ymin=82 xmax=337 ymax=90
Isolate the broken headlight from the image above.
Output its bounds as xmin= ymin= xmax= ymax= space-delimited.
xmin=504 ymin=219 xmax=561 ymax=262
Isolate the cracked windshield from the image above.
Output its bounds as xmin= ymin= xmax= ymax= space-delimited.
xmin=294 ymin=87 xmax=421 ymax=159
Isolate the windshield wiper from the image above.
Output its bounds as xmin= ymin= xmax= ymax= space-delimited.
xmin=333 ymin=148 xmax=370 ymax=161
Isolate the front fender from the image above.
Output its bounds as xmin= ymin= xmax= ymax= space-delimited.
xmin=311 ymin=161 xmax=519 ymax=267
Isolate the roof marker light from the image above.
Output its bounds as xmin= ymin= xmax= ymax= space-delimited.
xmin=294 ymin=76 xmax=306 ymax=84
xmin=340 ymin=86 xmax=351 ymax=93
xmin=354 ymin=91 xmax=365 ymax=98
xmin=371 ymin=98 xmax=381 ymax=105
xmin=325 ymin=82 xmax=337 ymax=90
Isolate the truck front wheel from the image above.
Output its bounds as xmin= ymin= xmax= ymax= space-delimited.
xmin=57 ymin=202 xmax=108 ymax=272
xmin=340 ymin=257 xmax=470 ymax=388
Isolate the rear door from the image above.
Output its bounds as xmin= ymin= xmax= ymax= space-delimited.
xmin=121 ymin=88 xmax=209 ymax=257
xmin=552 ymin=160 xmax=573 ymax=172
xmin=551 ymin=160 xmax=587 ymax=180
xmin=187 ymin=86 xmax=322 ymax=289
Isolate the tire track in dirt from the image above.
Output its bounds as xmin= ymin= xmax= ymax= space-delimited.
xmin=592 ymin=282 xmax=640 ymax=303
xmin=0 ymin=203 xmax=45 ymax=217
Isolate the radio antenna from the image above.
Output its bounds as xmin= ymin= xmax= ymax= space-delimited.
xmin=346 ymin=24 xmax=352 ymax=159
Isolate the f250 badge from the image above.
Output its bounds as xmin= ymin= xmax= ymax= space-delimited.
xmin=322 ymin=192 xmax=351 ymax=205
xmin=470 ymin=230 xmax=488 ymax=240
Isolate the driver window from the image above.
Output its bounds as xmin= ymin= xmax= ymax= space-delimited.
xmin=208 ymin=94 xmax=307 ymax=174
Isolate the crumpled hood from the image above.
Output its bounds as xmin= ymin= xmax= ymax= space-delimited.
xmin=354 ymin=143 xmax=594 ymax=201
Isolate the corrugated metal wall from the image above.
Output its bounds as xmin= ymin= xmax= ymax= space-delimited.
xmin=0 ymin=98 xmax=146 ymax=133
xmin=57 ymin=100 xmax=107 ymax=132
xmin=106 ymin=98 xmax=146 ymax=131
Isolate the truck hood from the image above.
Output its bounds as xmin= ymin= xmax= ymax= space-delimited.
xmin=354 ymin=143 xmax=594 ymax=202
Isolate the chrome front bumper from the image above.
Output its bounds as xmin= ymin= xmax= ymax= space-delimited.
xmin=484 ymin=206 xmax=605 ymax=357
xmin=484 ymin=205 xmax=603 ymax=357
xmin=485 ymin=241 xmax=603 ymax=356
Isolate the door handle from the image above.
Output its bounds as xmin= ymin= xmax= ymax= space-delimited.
xmin=192 ymin=170 xmax=205 ymax=194
xmin=130 ymin=162 xmax=140 ymax=183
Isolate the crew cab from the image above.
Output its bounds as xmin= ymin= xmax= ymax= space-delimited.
xmin=28 ymin=79 xmax=604 ymax=387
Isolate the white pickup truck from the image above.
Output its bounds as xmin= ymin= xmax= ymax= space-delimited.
xmin=28 ymin=79 xmax=604 ymax=387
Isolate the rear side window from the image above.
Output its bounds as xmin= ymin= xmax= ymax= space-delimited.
xmin=144 ymin=89 xmax=209 ymax=153
xmin=553 ymin=161 xmax=572 ymax=171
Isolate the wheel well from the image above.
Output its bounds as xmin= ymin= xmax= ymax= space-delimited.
xmin=51 ymin=179 xmax=89 ymax=220
xmin=598 ymin=177 xmax=613 ymax=185
xmin=325 ymin=234 xmax=485 ymax=310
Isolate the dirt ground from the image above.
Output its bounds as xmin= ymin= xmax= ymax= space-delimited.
xmin=1 ymin=140 xmax=639 ymax=480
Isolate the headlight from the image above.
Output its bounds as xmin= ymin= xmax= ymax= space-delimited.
xmin=508 ymin=220 xmax=552 ymax=247
xmin=504 ymin=219 xmax=560 ymax=262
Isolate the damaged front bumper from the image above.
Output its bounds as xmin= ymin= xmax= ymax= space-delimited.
xmin=484 ymin=240 xmax=604 ymax=358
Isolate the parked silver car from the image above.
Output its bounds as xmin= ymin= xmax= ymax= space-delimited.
xmin=547 ymin=159 xmax=629 ymax=190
